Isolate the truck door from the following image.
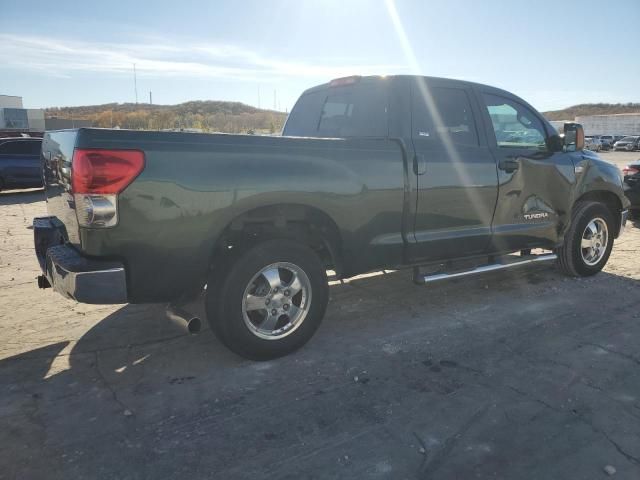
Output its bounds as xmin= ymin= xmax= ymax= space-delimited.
xmin=409 ymin=79 xmax=499 ymax=262
xmin=477 ymin=90 xmax=575 ymax=252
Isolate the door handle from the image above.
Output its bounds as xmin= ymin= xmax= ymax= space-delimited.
xmin=499 ymin=157 xmax=519 ymax=173
xmin=413 ymin=153 xmax=427 ymax=175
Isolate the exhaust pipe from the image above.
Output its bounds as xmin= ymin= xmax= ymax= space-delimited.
xmin=166 ymin=304 xmax=201 ymax=334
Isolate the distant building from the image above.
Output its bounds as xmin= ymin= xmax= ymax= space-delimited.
xmin=27 ymin=109 xmax=45 ymax=131
xmin=546 ymin=114 xmax=640 ymax=136
xmin=0 ymin=95 xmax=46 ymax=132
xmin=575 ymin=113 xmax=640 ymax=136
xmin=0 ymin=95 xmax=23 ymax=109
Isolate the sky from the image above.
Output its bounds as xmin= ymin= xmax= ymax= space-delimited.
xmin=1 ymin=0 xmax=638 ymax=112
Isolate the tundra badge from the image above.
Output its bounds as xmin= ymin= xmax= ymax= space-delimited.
xmin=524 ymin=212 xmax=549 ymax=220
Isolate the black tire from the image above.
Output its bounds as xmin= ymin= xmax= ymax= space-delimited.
xmin=556 ymin=201 xmax=615 ymax=277
xmin=205 ymin=239 xmax=329 ymax=360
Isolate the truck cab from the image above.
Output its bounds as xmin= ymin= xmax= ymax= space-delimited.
xmin=284 ymin=76 xmax=624 ymax=265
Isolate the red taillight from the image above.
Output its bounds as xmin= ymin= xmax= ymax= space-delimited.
xmin=72 ymin=149 xmax=145 ymax=194
xmin=622 ymin=165 xmax=639 ymax=176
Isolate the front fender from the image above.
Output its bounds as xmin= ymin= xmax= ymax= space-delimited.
xmin=573 ymin=151 xmax=628 ymax=209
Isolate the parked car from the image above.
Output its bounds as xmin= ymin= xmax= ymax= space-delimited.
xmin=622 ymin=160 xmax=640 ymax=216
xmin=584 ymin=136 xmax=602 ymax=151
xmin=600 ymin=135 xmax=615 ymax=146
xmin=0 ymin=137 xmax=43 ymax=191
xmin=614 ymin=136 xmax=640 ymax=151
xmin=33 ymin=75 xmax=630 ymax=360
xmin=598 ymin=136 xmax=612 ymax=151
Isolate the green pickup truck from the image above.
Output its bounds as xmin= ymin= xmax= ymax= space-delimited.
xmin=34 ymin=75 xmax=630 ymax=360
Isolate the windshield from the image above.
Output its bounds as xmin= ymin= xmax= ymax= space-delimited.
xmin=620 ymin=136 xmax=638 ymax=141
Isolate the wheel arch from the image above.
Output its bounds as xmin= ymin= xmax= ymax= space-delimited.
xmin=209 ymin=203 xmax=344 ymax=279
xmin=573 ymin=190 xmax=623 ymax=237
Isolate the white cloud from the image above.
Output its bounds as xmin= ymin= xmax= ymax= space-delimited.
xmin=0 ymin=34 xmax=402 ymax=82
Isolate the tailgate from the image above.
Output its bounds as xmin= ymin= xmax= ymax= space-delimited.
xmin=41 ymin=130 xmax=81 ymax=246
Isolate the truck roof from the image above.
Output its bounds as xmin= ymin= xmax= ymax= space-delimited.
xmin=303 ymin=74 xmax=506 ymax=95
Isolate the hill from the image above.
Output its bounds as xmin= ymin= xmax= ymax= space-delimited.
xmin=45 ymin=101 xmax=288 ymax=134
xmin=543 ymin=103 xmax=640 ymax=121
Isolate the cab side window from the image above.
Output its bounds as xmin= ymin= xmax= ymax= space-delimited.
xmin=412 ymin=86 xmax=479 ymax=146
xmin=483 ymin=94 xmax=547 ymax=150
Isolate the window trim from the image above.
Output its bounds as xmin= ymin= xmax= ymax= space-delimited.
xmin=480 ymin=91 xmax=549 ymax=151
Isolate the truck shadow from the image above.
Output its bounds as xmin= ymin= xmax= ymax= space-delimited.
xmin=1 ymin=265 xmax=639 ymax=477
xmin=0 ymin=188 xmax=45 ymax=205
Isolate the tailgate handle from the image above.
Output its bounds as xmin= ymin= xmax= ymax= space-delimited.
xmin=413 ymin=153 xmax=427 ymax=175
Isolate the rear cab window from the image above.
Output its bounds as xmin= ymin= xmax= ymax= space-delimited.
xmin=283 ymin=79 xmax=389 ymax=138
xmin=0 ymin=140 xmax=42 ymax=156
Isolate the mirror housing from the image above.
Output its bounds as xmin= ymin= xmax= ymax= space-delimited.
xmin=563 ymin=123 xmax=585 ymax=152
xmin=547 ymin=134 xmax=564 ymax=152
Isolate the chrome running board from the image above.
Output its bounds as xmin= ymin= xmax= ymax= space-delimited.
xmin=413 ymin=253 xmax=557 ymax=285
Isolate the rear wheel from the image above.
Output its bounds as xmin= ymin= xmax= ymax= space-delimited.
xmin=206 ymin=239 xmax=329 ymax=360
xmin=556 ymin=201 xmax=615 ymax=277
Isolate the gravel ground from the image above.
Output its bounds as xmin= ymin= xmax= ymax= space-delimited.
xmin=1 ymin=151 xmax=639 ymax=479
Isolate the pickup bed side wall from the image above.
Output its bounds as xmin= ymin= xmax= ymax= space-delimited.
xmin=74 ymin=130 xmax=407 ymax=302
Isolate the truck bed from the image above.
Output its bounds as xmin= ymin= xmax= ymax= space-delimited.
xmin=41 ymin=128 xmax=407 ymax=302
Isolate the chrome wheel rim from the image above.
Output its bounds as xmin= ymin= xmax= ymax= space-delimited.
xmin=580 ymin=217 xmax=608 ymax=266
xmin=242 ymin=262 xmax=311 ymax=340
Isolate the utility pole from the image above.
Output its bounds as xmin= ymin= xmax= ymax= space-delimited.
xmin=149 ymin=91 xmax=152 ymax=105
xmin=133 ymin=63 xmax=138 ymax=104
xmin=273 ymin=89 xmax=276 ymax=110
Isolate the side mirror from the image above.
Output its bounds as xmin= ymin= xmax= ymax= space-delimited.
xmin=547 ymin=134 xmax=564 ymax=152
xmin=563 ymin=123 xmax=584 ymax=152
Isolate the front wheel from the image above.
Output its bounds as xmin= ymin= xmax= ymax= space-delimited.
xmin=556 ymin=201 xmax=615 ymax=277
xmin=206 ymin=239 xmax=329 ymax=360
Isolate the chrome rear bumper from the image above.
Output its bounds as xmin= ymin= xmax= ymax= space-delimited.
xmin=34 ymin=217 xmax=128 ymax=304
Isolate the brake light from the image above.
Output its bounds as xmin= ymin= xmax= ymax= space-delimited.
xmin=329 ymin=76 xmax=361 ymax=87
xmin=72 ymin=149 xmax=144 ymax=228
xmin=622 ymin=165 xmax=639 ymax=176
xmin=72 ymin=149 xmax=144 ymax=194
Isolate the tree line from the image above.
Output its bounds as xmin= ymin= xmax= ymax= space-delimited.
xmin=45 ymin=101 xmax=288 ymax=134
xmin=543 ymin=103 xmax=640 ymax=121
